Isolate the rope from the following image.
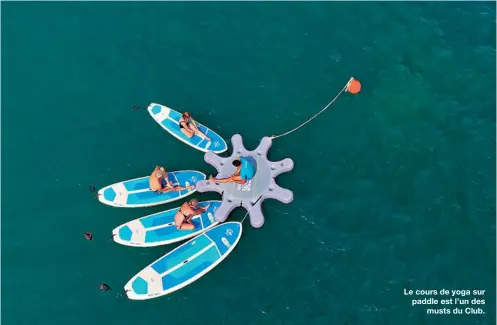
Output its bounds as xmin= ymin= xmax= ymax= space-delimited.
xmin=270 ymin=77 xmax=353 ymax=140
xmin=240 ymin=77 xmax=353 ymax=223
xmin=241 ymin=210 xmax=250 ymax=223
xmin=241 ymin=194 xmax=264 ymax=223
xmin=118 ymin=289 xmax=130 ymax=298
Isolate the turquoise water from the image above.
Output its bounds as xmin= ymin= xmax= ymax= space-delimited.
xmin=2 ymin=2 xmax=495 ymax=325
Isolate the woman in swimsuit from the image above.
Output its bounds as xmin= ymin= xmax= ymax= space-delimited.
xmin=149 ymin=166 xmax=194 ymax=193
xmin=179 ymin=112 xmax=211 ymax=141
xmin=174 ymin=199 xmax=210 ymax=230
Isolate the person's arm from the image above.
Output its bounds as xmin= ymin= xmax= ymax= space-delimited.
xmin=191 ymin=118 xmax=199 ymax=128
xmin=164 ymin=174 xmax=173 ymax=187
xmin=179 ymin=119 xmax=191 ymax=130
xmin=200 ymin=204 xmax=210 ymax=213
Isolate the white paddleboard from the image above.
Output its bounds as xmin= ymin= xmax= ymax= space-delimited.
xmin=112 ymin=200 xmax=221 ymax=247
xmin=148 ymin=103 xmax=228 ymax=153
xmin=98 ymin=170 xmax=205 ymax=208
xmin=124 ymin=222 xmax=242 ymax=300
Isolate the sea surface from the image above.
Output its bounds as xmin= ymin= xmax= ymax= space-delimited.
xmin=2 ymin=2 xmax=496 ymax=325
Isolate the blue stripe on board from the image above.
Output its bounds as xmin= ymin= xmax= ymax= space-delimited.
xmin=161 ymin=245 xmax=220 ymax=291
xmin=204 ymin=223 xmax=241 ymax=256
xmin=168 ymin=108 xmax=182 ymax=121
xmin=127 ymin=190 xmax=184 ymax=205
xmin=173 ymin=171 xmax=203 ymax=186
xmin=139 ymin=210 xmax=177 ymax=228
xmin=151 ymin=234 xmax=212 ymax=274
xmin=199 ymin=203 xmax=219 ymax=227
xmin=122 ymin=177 xmax=149 ymax=192
xmin=144 ymin=219 xmax=202 ymax=243
xmin=200 ymin=212 xmax=213 ymax=227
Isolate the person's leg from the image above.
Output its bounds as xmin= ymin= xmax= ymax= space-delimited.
xmin=175 ymin=214 xmax=195 ymax=231
xmin=209 ymin=175 xmax=246 ymax=184
xmin=161 ymin=176 xmax=173 ymax=188
xmin=188 ymin=122 xmax=211 ymax=141
xmin=180 ymin=223 xmax=195 ymax=231
xmin=161 ymin=187 xmax=174 ymax=193
xmin=180 ymin=127 xmax=194 ymax=138
xmin=169 ymin=184 xmax=195 ymax=191
xmin=230 ymin=175 xmax=247 ymax=184
xmin=174 ymin=212 xmax=185 ymax=229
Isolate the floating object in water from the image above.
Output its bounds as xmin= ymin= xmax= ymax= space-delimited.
xmin=112 ymin=200 xmax=221 ymax=247
xmin=346 ymin=78 xmax=361 ymax=94
xmin=100 ymin=283 xmax=111 ymax=291
xmin=97 ymin=170 xmax=205 ymax=208
xmin=147 ymin=103 xmax=228 ymax=154
xmin=196 ymin=134 xmax=294 ymax=228
xmin=124 ymin=222 xmax=241 ymax=300
xmin=133 ymin=105 xmax=140 ymax=111
xmin=84 ymin=232 xmax=93 ymax=240
xmin=89 ymin=185 xmax=96 ymax=193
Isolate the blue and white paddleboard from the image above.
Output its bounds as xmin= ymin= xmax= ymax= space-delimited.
xmin=148 ymin=103 xmax=228 ymax=154
xmin=124 ymin=222 xmax=242 ymax=300
xmin=112 ymin=200 xmax=221 ymax=247
xmin=98 ymin=170 xmax=205 ymax=208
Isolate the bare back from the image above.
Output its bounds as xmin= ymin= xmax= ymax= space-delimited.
xmin=182 ymin=202 xmax=198 ymax=217
xmin=174 ymin=202 xmax=190 ymax=226
xmin=149 ymin=170 xmax=162 ymax=191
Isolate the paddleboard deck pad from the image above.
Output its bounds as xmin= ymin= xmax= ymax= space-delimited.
xmin=148 ymin=103 xmax=228 ymax=153
xmin=112 ymin=201 xmax=221 ymax=247
xmin=98 ymin=170 xmax=205 ymax=208
xmin=124 ymin=222 xmax=242 ymax=300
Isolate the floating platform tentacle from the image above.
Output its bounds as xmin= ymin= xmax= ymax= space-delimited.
xmin=270 ymin=158 xmax=294 ymax=178
xmin=265 ymin=178 xmax=294 ymax=203
xmin=215 ymin=198 xmax=242 ymax=223
xmin=243 ymin=200 xmax=265 ymax=228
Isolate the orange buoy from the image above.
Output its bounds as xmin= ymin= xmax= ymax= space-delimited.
xmin=346 ymin=78 xmax=361 ymax=94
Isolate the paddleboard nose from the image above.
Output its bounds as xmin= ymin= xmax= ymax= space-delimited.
xmin=123 ymin=285 xmax=133 ymax=298
xmin=97 ymin=188 xmax=105 ymax=203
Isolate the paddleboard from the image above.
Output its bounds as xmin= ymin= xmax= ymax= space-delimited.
xmin=124 ymin=222 xmax=242 ymax=300
xmin=98 ymin=170 xmax=205 ymax=208
xmin=112 ymin=200 xmax=221 ymax=247
xmin=148 ymin=103 xmax=228 ymax=153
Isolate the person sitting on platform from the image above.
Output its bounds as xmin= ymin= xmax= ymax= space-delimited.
xmin=174 ymin=199 xmax=210 ymax=230
xmin=209 ymin=156 xmax=256 ymax=185
xmin=149 ymin=165 xmax=194 ymax=193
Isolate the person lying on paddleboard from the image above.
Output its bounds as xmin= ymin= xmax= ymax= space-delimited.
xmin=209 ymin=157 xmax=256 ymax=185
xmin=179 ymin=112 xmax=211 ymax=141
xmin=149 ymin=166 xmax=194 ymax=193
xmin=174 ymin=199 xmax=211 ymax=230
